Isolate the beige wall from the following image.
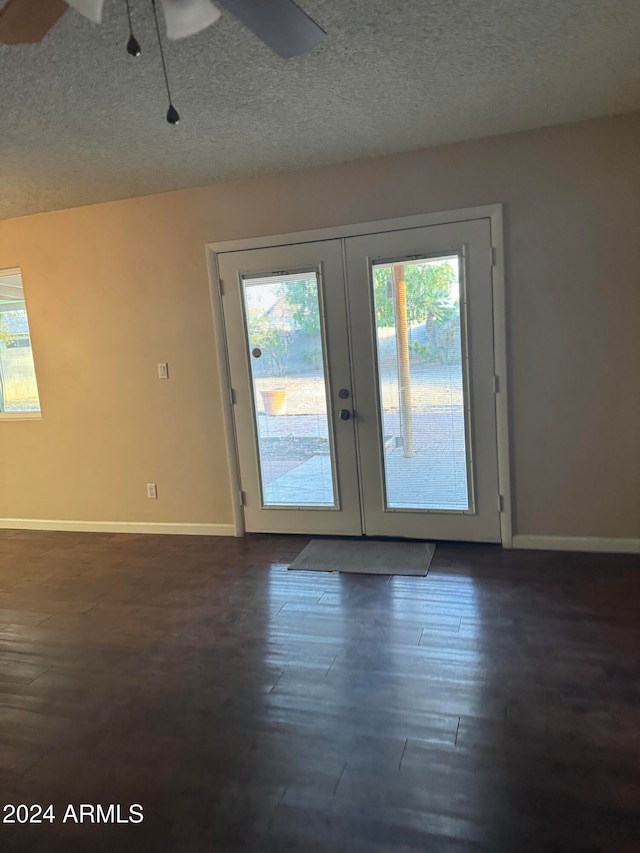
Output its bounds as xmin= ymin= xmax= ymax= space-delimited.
xmin=1 ymin=112 xmax=639 ymax=539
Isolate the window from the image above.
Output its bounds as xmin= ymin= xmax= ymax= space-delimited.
xmin=0 ymin=268 xmax=41 ymax=415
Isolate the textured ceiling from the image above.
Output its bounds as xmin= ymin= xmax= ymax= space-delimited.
xmin=2 ymin=0 xmax=640 ymax=220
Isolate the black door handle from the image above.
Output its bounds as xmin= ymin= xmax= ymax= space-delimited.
xmin=339 ymin=409 xmax=351 ymax=421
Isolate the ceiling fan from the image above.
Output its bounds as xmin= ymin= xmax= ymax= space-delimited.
xmin=0 ymin=0 xmax=325 ymax=57
xmin=0 ymin=0 xmax=325 ymax=123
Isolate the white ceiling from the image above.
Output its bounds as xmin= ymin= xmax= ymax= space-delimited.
xmin=2 ymin=0 xmax=640 ymax=220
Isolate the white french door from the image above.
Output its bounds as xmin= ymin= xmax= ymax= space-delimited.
xmin=216 ymin=216 xmax=502 ymax=542
xmin=219 ymin=240 xmax=362 ymax=535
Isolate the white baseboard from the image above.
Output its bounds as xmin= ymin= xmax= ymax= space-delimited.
xmin=0 ymin=519 xmax=237 ymax=537
xmin=512 ymin=535 xmax=640 ymax=554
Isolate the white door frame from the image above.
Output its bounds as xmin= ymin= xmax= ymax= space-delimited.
xmin=205 ymin=204 xmax=512 ymax=546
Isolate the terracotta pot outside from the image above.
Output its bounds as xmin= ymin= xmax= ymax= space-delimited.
xmin=261 ymin=389 xmax=287 ymax=416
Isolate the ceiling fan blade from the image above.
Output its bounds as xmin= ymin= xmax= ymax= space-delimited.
xmin=0 ymin=0 xmax=67 ymax=44
xmin=65 ymin=0 xmax=105 ymax=24
xmin=216 ymin=0 xmax=325 ymax=58
xmin=160 ymin=0 xmax=221 ymax=40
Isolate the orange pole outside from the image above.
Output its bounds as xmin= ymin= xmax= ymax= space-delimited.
xmin=392 ymin=264 xmax=414 ymax=458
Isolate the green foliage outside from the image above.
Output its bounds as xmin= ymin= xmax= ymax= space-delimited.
xmin=302 ymin=347 xmax=323 ymax=370
xmin=282 ymin=280 xmax=322 ymax=334
xmin=248 ymin=280 xmax=316 ymax=376
xmin=282 ymin=264 xmax=457 ymax=327
xmin=284 ymin=264 xmax=459 ymax=364
xmin=249 ymin=320 xmax=291 ymax=377
xmin=372 ymin=263 xmax=457 ymax=329
xmin=409 ymin=341 xmax=436 ymax=361
xmin=0 ymin=313 xmax=16 ymax=346
xmin=248 ymin=263 xmax=460 ymax=375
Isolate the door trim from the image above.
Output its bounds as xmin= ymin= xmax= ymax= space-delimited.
xmin=206 ymin=204 xmax=512 ymax=546
xmin=206 ymin=248 xmax=245 ymax=537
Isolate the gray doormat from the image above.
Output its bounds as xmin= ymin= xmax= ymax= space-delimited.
xmin=288 ymin=539 xmax=435 ymax=576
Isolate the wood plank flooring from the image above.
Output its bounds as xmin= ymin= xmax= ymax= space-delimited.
xmin=0 ymin=529 xmax=638 ymax=851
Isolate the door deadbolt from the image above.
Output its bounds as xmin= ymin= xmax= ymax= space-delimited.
xmin=338 ymin=388 xmax=350 ymax=399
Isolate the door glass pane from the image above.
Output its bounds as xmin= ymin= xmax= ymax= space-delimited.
xmin=371 ymin=255 xmax=470 ymax=511
xmin=242 ymin=271 xmax=336 ymax=507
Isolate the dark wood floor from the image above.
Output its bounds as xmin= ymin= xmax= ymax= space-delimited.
xmin=0 ymin=530 xmax=638 ymax=851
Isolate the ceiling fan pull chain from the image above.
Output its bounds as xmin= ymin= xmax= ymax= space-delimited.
xmin=151 ymin=0 xmax=180 ymax=124
xmin=124 ymin=0 xmax=141 ymax=56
